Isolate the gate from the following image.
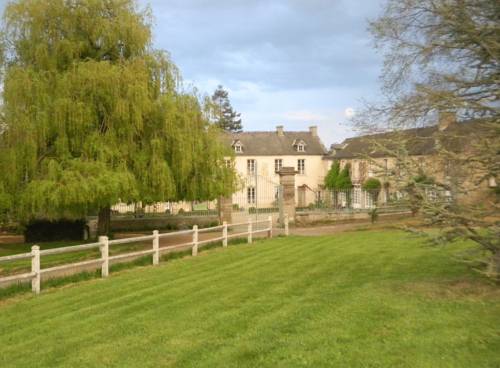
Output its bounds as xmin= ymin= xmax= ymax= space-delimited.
xmin=231 ymin=174 xmax=283 ymax=225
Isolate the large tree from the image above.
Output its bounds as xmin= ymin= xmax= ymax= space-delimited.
xmin=0 ymin=0 xmax=235 ymax=234
xmin=211 ymin=85 xmax=242 ymax=132
xmin=356 ymin=0 xmax=499 ymax=277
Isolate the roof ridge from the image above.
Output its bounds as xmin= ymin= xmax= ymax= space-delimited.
xmin=346 ymin=126 xmax=437 ymax=141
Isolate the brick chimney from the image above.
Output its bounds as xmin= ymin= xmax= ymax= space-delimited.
xmin=309 ymin=126 xmax=318 ymax=137
xmin=438 ymin=111 xmax=456 ymax=131
xmin=276 ymin=125 xmax=284 ymax=136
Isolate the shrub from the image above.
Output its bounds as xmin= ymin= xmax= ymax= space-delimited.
xmin=25 ymin=219 xmax=87 ymax=242
xmin=325 ymin=162 xmax=353 ymax=190
xmin=413 ymin=174 xmax=435 ymax=185
xmin=363 ymin=178 xmax=382 ymax=205
xmin=362 ymin=178 xmax=382 ymax=191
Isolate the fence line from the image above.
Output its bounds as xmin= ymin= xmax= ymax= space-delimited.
xmin=0 ymin=215 xmax=287 ymax=295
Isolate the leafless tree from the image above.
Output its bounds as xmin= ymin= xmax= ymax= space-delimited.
xmin=354 ymin=0 xmax=499 ymax=278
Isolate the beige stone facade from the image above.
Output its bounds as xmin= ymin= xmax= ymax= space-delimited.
xmin=227 ymin=126 xmax=328 ymax=208
xmin=327 ymin=118 xmax=496 ymax=205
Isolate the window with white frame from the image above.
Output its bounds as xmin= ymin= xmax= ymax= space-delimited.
xmin=293 ymin=139 xmax=306 ymax=152
xmin=365 ymin=190 xmax=374 ymax=208
xmin=233 ymin=142 xmax=243 ymax=153
xmin=297 ymin=159 xmax=305 ymax=175
xmin=353 ymin=186 xmax=361 ymax=206
xmin=274 ymin=159 xmax=283 ymax=173
xmin=247 ymin=187 xmax=256 ymax=204
xmin=339 ymin=191 xmax=347 ymax=207
xmin=224 ymin=159 xmax=232 ymax=168
xmin=247 ymin=159 xmax=256 ymax=175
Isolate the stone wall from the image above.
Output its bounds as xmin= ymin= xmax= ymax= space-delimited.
xmin=295 ymin=210 xmax=412 ymax=226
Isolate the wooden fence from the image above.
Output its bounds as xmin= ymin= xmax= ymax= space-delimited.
xmin=0 ymin=215 xmax=289 ymax=294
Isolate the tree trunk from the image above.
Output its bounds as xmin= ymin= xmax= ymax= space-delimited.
xmin=487 ymin=249 xmax=500 ymax=280
xmin=97 ymin=206 xmax=111 ymax=236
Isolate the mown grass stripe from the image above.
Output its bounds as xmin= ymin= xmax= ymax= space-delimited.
xmin=15 ymin=237 xmax=336 ymax=365
xmin=1 ymin=237 xmax=294 ymax=325
xmin=0 ymin=231 xmax=498 ymax=368
xmin=1 ymin=237 xmax=314 ymax=346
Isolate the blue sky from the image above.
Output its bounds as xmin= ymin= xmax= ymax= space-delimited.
xmin=0 ymin=0 xmax=386 ymax=145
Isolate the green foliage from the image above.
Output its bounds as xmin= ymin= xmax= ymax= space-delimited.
xmin=211 ymin=85 xmax=242 ymax=132
xmin=324 ymin=161 xmax=340 ymax=189
xmin=413 ymin=173 xmax=435 ymax=185
xmin=324 ymin=161 xmax=353 ymax=190
xmin=362 ymin=178 xmax=382 ymax=191
xmin=0 ymin=0 xmax=236 ymax=222
xmin=337 ymin=164 xmax=354 ymax=190
xmin=0 ymin=183 xmax=12 ymax=224
xmin=363 ymin=178 xmax=382 ymax=205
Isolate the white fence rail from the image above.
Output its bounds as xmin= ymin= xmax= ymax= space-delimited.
xmin=0 ymin=215 xmax=289 ymax=294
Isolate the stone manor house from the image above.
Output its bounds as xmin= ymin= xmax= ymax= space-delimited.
xmin=114 ymin=115 xmax=496 ymax=214
xmin=226 ymin=115 xmax=495 ymax=212
xmin=226 ymin=125 xmax=328 ymax=210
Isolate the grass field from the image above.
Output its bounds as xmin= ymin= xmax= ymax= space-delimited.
xmin=0 ymin=230 xmax=499 ymax=367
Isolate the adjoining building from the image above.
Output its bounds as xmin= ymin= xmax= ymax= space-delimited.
xmin=326 ymin=114 xmax=497 ymax=206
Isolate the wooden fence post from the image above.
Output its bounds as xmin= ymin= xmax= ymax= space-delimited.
xmin=192 ymin=225 xmax=198 ymax=256
xmin=222 ymin=221 xmax=228 ymax=248
xmin=247 ymin=218 xmax=253 ymax=244
xmin=284 ymin=214 xmax=289 ymax=236
xmin=153 ymin=230 xmax=159 ymax=265
xmin=268 ymin=215 xmax=273 ymax=238
xmin=99 ymin=236 xmax=109 ymax=277
xmin=31 ymin=245 xmax=40 ymax=294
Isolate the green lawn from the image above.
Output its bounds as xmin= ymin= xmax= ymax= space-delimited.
xmin=0 ymin=231 xmax=499 ymax=368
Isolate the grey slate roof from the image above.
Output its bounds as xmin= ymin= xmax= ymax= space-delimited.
xmin=329 ymin=120 xmax=484 ymax=159
xmin=226 ymin=131 xmax=327 ymax=156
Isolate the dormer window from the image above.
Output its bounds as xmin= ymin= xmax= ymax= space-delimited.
xmin=293 ymin=139 xmax=307 ymax=152
xmin=232 ymin=140 xmax=243 ymax=153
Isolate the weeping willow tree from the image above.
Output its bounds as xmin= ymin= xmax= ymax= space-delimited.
xmin=0 ymin=0 xmax=236 ymax=234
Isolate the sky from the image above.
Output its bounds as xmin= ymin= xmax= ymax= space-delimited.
xmin=0 ymin=0 xmax=386 ymax=146
xmin=142 ymin=0 xmax=386 ymax=146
